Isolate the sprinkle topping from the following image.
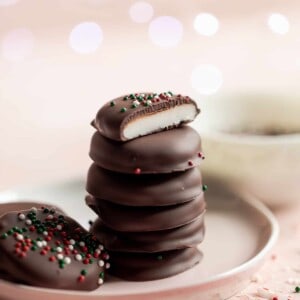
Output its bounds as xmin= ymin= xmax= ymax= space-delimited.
xmin=0 ymin=207 xmax=110 ymax=287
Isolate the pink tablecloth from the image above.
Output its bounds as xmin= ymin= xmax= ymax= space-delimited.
xmin=232 ymin=203 xmax=300 ymax=300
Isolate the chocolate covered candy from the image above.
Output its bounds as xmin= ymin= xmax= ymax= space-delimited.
xmin=0 ymin=206 xmax=109 ymax=291
xmin=86 ymin=163 xmax=203 ymax=206
xmin=92 ymin=92 xmax=200 ymax=141
xmin=86 ymin=194 xmax=206 ymax=232
xmin=90 ymin=214 xmax=205 ymax=253
xmin=108 ymin=247 xmax=202 ymax=281
xmin=90 ymin=126 xmax=204 ymax=174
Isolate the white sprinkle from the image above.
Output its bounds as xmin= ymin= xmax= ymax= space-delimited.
xmin=16 ymin=234 xmax=24 ymax=241
xmin=98 ymin=278 xmax=103 ymax=285
xmin=47 ymin=214 xmax=54 ymax=220
xmin=132 ymin=100 xmax=140 ymax=107
xmin=98 ymin=245 xmax=104 ymax=250
xmin=25 ymin=219 xmax=32 ymax=225
xmin=56 ymin=225 xmax=63 ymax=231
xmin=75 ymin=254 xmax=82 ymax=261
xmin=31 ymin=207 xmax=37 ymax=212
xmin=42 ymin=241 xmax=47 ymax=247
xmin=98 ymin=260 xmax=104 ymax=267
xmin=95 ymin=249 xmax=101 ymax=254
xmin=56 ymin=247 xmax=63 ymax=253
xmin=105 ymin=263 xmax=110 ymax=269
xmin=79 ymin=241 xmax=85 ymax=247
xmin=69 ymin=239 xmax=75 ymax=245
xmin=18 ymin=213 xmax=25 ymax=220
xmin=68 ymin=245 xmax=74 ymax=251
xmin=57 ymin=253 xmax=64 ymax=260
xmin=43 ymin=231 xmax=48 ymax=236
xmin=64 ymin=257 xmax=71 ymax=264
xmin=146 ymin=100 xmax=152 ymax=106
xmin=37 ymin=241 xmax=43 ymax=248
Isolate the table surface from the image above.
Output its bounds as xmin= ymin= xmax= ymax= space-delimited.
xmin=1 ymin=153 xmax=300 ymax=300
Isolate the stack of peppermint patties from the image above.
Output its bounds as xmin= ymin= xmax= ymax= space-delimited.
xmin=86 ymin=92 xmax=206 ymax=281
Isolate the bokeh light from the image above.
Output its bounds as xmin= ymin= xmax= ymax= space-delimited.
xmin=129 ymin=1 xmax=154 ymax=23
xmin=1 ymin=28 xmax=35 ymax=62
xmin=148 ymin=16 xmax=183 ymax=48
xmin=194 ymin=13 xmax=219 ymax=36
xmin=268 ymin=13 xmax=290 ymax=35
xmin=69 ymin=22 xmax=103 ymax=54
xmin=0 ymin=0 xmax=19 ymax=6
xmin=191 ymin=64 xmax=223 ymax=95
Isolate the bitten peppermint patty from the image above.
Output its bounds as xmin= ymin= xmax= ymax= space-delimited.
xmin=91 ymin=92 xmax=200 ymax=141
xmin=0 ymin=206 xmax=110 ymax=291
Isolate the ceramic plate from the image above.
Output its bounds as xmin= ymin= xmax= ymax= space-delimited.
xmin=0 ymin=177 xmax=279 ymax=300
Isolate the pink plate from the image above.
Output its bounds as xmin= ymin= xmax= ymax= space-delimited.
xmin=0 ymin=177 xmax=278 ymax=300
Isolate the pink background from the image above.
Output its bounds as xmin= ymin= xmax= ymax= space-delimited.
xmin=1 ymin=0 xmax=300 ymax=189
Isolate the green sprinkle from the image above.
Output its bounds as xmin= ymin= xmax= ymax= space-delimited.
xmin=157 ymin=255 xmax=163 ymax=260
xmin=110 ymin=101 xmax=115 ymax=107
xmin=129 ymin=94 xmax=135 ymax=99
xmin=295 ymin=286 xmax=300 ymax=293
xmin=168 ymin=91 xmax=173 ymax=96
xmin=43 ymin=208 xmax=49 ymax=214
xmin=81 ymin=269 xmax=87 ymax=276
xmin=123 ymin=96 xmax=128 ymax=101
xmin=22 ymin=228 xmax=27 ymax=233
xmin=7 ymin=229 xmax=13 ymax=235
xmin=99 ymin=272 xmax=105 ymax=279
xmin=120 ymin=107 xmax=127 ymax=113
xmin=51 ymin=247 xmax=56 ymax=252
xmin=131 ymin=103 xmax=138 ymax=108
xmin=89 ymin=259 xmax=94 ymax=264
xmin=31 ymin=246 xmax=37 ymax=251
xmin=1 ymin=233 xmax=8 ymax=239
xmin=202 ymin=185 xmax=208 ymax=191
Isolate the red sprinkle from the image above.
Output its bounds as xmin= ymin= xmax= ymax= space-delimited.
xmin=45 ymin=236 xmax=52 ymax=242
xmin=22 ymin=246 xmax=29 ymax=252
xmin=83 ymin=258 xmax=89 ymax=265
xmin=188 ymin=161 xmax=193 ymax=166
xmin=102 ymin=253 xmax=109 ymax=260
xmin=134 ymin=168 xmax=141 ymax=175
xmin=29 ymin=226 xmax=35 ymax=232
xmin=82 ymin=246 xmax=88 ymax=253
xmin=93 ymin=252 xmax=100 ymax=258
xmin=78 ymin=275 xmax=85 ymax=282
xmin=72 ymin=249 xmax=78 ymax=255
xmin=86 ymin=253 xmax=92 ymax=259
xmin=40 ymin=249 xmax=47 ymax=256
xmin=55 ymin=241 xmax=61 ymax=246
xmin=49 ymin=256 xmax=56 ymax=262
xmin=19 ymin=252 xmax=26 ymax=258
xmin=44 ymin=246 xmax=51 ymax=251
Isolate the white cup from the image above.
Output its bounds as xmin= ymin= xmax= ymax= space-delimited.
xmin=194 ymin=94 xmax=300 ymax=207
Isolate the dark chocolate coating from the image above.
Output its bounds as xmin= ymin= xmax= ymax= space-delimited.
xmin=89 ymin=126 xmax=203 ymax=174
xmin=86 ymin=163 xmax=203 ymax=206
xmin=108 ymin=247 xmax=202 ymax=281
xmin=90 ymin=214 xmax=205 ymax=253
xmin=86 ymin=194 xmax=206 ymax=232
xmin=92 ymin=92 xmax=200 ymax=141
xmin=0 ymin=207 xmax=109 ymax=291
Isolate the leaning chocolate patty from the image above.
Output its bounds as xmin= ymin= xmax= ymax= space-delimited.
xmin=86 ymin=163 xmax=203 ymax=206
xmin=0 ymin=206 xmax=110 ymax=290
xmin=108 ymin=247 xmax=202 ymax=281
xmin=92 ymin=92 xmax=200 ymax=141
xmin=86 ymin=194 xmax=206 ymax=232
xmin=90 ymin=214 xmax=205 ymax=253
xmin=89 ymin=126 xmax=204 ymax=174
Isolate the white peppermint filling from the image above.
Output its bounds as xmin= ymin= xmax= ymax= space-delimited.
xmin=123 ymin=104 xmax=197 ymax=140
